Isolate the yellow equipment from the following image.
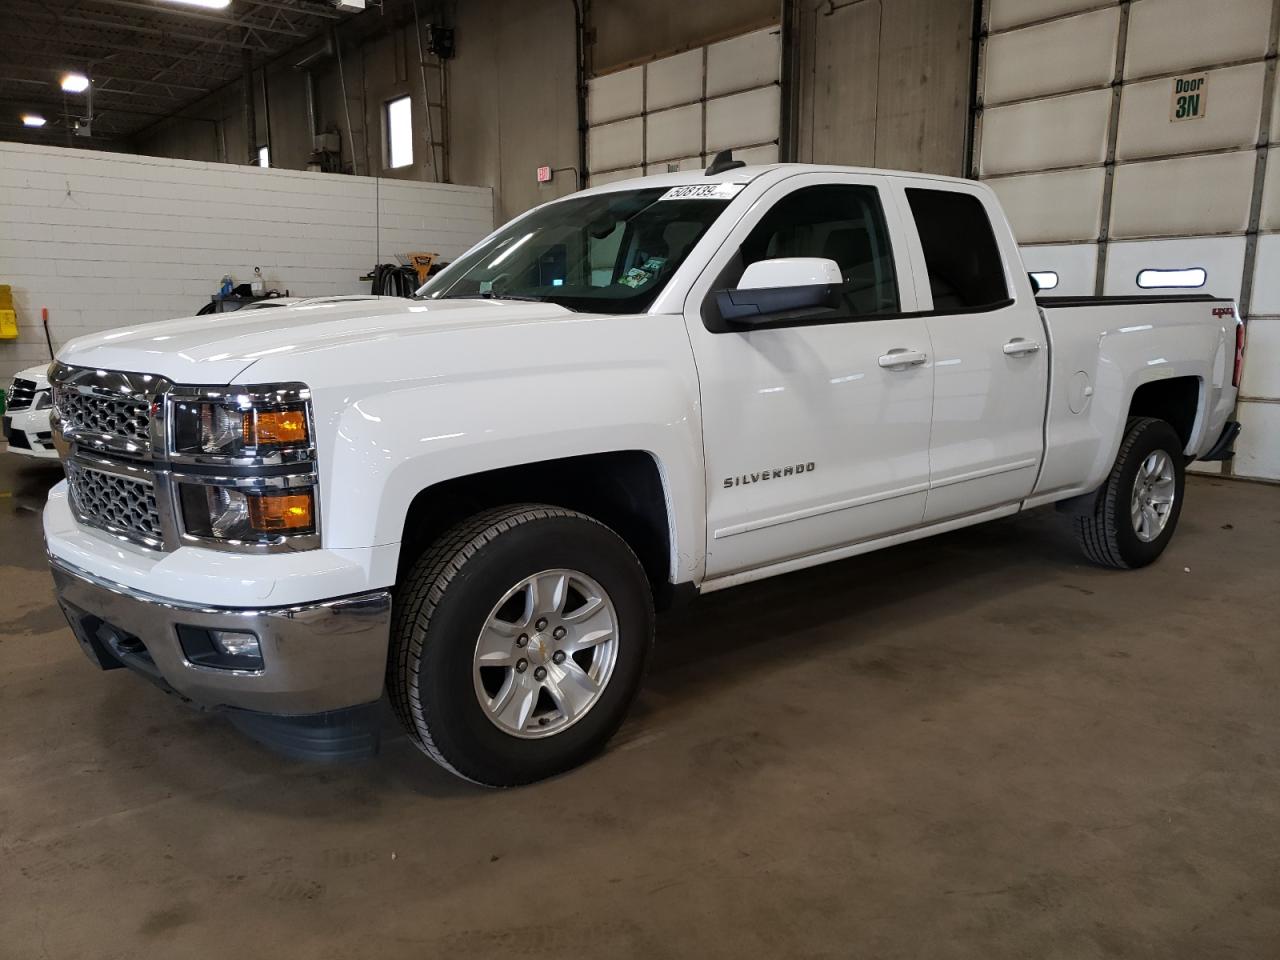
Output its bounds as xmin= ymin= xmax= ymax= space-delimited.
xmin=0 ymin=285 xmax=16 ymax=340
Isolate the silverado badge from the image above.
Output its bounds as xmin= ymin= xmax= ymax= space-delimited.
xmin=724 ymin=462 xmax=816 ymax=488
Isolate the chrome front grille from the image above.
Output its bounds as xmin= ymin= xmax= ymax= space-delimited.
xmin=57 ymin=389 xmax=152 ymax=447
xmin=64 ymin=459 xmax=164 ymax=546
xmin=50 ymin=363 xmax=317 ymax=555
xmin=50 ymin=364 xmax=171 ymax=551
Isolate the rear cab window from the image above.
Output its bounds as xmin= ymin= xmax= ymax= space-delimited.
xmin=904 ymin=188 xmax=1010 ymax=313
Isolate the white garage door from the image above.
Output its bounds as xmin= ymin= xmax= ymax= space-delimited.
xmin=974 ymin=0 xmax=1279 ymax=480
xmin=586 ymin=26 xmax=782 ymax=187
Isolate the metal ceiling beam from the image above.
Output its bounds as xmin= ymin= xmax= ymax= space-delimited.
xmin=7 ymin=5 xmax=272 ymax=52
xmin=0 ymin=108 xmax=129 ymax=134
xmin=91 ymin=80 xmax=213 ymax=105
xmin=79 ymin=0 xmax=310 ymax=39
xmin=0 ymin=31 xmax=244 ymax=71
xmin=1 ymin=116 xmax=130 ymax=134
xmin=0 ymin=124 xmax=129 ymax=146
xmin=2 ymin=0 xmax=357 ymax=141
xmin=0 ymin=72 xmax=238 ymax=115
xmin=0 ymin=119 xmax=113 ymax=134
xmin=141 ymin=34 xmax=235 ymax=95
xmin=248 ymin=0 xmax=343 ymax=21
xmin=0 ymin=66 xmax=211 ymax=96
xmin=0 ymin=93 xmax=174 ymax=119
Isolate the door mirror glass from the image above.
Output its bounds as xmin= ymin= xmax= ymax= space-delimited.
xmin=716 ymin=257 xmax=842 ymax=324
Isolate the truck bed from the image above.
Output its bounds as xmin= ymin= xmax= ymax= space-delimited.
xmin=1027 ymin=293 xmax=1240 ymax=508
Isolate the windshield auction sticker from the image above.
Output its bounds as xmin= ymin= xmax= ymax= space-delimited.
xmin=659 ymin=183 xmax=746 ymax=201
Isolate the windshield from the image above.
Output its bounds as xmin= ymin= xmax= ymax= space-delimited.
xmin=421 ymin=187 xmax=733 ymax=313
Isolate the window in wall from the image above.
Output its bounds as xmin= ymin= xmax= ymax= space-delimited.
xmin=257 ymin=145 xmax=269 ymax=168
xmin=386 ymin=96 xmax=413 ymax=169
xmin=905 ymin=189 xmax=1008 ymax=311
xmin=1136 ymin=267 xmax=1205 ymax=289
xmin=739 ymin=185 xmax=900 ymax=318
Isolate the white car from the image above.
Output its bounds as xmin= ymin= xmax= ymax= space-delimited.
xmin=3 ymin=365 xmax=57 ymax=459
xmin=42 ymin=160 xmax=1243 ymax=785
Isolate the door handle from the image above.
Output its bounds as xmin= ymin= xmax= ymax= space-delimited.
xmin=1003 ymin=338 xmax=1042 ymax=356
xmin=878 ymin=348 xmax=928 ymax=369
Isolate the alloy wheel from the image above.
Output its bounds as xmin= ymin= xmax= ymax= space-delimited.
xmin=472 ymin=569 xmax=619 ymax=739
xmin=1130 ymin=449 xmax=1176 ymax=542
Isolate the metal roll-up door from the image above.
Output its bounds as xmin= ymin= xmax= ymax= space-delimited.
xmin=974 ymin=0 xmax=1280 ymax=480
xmin=586 ymin=26 xmax=782 ymax=188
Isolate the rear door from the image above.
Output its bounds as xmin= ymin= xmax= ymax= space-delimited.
xmin=683 ymin=172 xmax=934 ymax=579
xmin=890 ymin=181 xmax=1049 ymax=522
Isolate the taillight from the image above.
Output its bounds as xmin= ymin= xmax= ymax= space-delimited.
xmin=1233 ymin=320 xmax=1245 ymax=388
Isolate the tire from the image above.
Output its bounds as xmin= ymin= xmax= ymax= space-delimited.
xmin=387 ymin=504 xmax=654 ymax=786
xmin=1074 ymin=417 xmax=1186 ymax=569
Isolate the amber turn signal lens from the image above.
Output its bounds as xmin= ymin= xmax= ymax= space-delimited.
xmin=242 ymin=407 xmax=309 ymax=447
xmin=248 ymin=492 xmax=314 ymax=532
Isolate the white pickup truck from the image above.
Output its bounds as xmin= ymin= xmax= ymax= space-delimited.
xmin=43 ymin=159 xmax=1244 ymax=785
xmin=4 ymin=365 xmax=58 ymax=459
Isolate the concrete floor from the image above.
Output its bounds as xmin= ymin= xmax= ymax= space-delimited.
xmin=1 ymin=453 xmax=1277 ymax=959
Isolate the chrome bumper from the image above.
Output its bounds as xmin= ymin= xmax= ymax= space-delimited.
xmin=50 ymin=556 xmax=392 ymax=715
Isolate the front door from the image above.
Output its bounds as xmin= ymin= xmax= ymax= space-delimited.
xmin=683 ymin=173 xmax=934 ymax=580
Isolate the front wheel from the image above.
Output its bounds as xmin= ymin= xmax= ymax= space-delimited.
xmin=1074 ymin=416 xmax=1186 ymax=569
xmin=387 ymin=505 xmax=654 ymax=786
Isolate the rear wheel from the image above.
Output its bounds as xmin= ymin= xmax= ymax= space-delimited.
xmin=387 ymin=505 xmax=653 ymax=786
xmin=1074 ymin=417 xmax=1186 ymax=569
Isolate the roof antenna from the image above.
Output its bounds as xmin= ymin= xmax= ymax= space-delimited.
xmin=705 ymin=150 xmax=746 ymax=176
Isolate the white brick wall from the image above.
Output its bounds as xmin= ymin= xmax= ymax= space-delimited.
xmin=0 ymin=142 xmax=494 ymax=381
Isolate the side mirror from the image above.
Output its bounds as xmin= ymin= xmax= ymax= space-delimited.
xmin=715 ymin=257 xmax=842 ymax=324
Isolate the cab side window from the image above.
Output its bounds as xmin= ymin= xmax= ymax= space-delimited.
xmin=904 ymin=188 xmax=1009 ymax=311
xmin=740 ymin=185 xmax=900 ymax=318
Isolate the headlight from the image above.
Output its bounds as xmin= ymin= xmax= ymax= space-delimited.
xmin=170 ymin=390 xmax=311 ymax=460
xmin=178 ymin=483 xmax=317 ymax=543
xmin=167 ymin=384 xmax=319 ymax=550
xmin=34 ymin=390 xmax=52 ymax=410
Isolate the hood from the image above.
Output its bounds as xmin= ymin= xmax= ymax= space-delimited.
xmin=54 ymin=296 xmax=576 ymax=384
xmin=14 ymin=364 xmax=51 ymax=388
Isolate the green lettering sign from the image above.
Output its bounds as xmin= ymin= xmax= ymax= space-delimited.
xmin=1170 ymin=73 xmax=1208 ymax=122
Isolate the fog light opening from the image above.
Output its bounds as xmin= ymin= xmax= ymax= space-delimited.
xmin=210 ymin=629 xmax=261 ymax=659
xmin=177 ymin=625 xmax=264 ymax=672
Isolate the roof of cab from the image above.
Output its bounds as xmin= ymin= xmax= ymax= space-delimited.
xmin=574 ymin=162 xmax=980 ymax=197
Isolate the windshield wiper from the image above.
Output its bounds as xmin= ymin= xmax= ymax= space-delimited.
xmin=449 ymin=292 xmax=548 ymax=303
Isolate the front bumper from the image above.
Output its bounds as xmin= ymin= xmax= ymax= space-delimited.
xmin=50 ymin=555 xmax=392 ymax=717
xmin=3 ymin=408 xmax=58 ymax=459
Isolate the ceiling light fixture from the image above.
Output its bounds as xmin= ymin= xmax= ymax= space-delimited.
xmin=22 ymin=113 xmax=47 ymax=127
xmin=61 ymin=73 xmax=90 ymax=93
xmin=159 ymin=0 xmax=233 ymax=9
